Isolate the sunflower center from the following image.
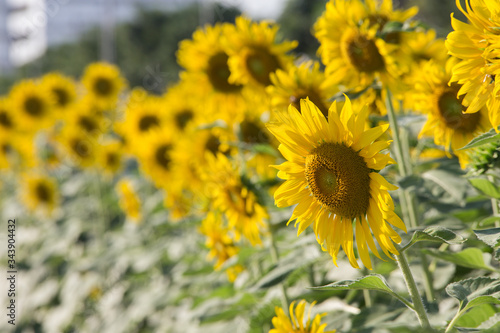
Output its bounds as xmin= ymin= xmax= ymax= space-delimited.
xmin=71 ymin=138 xmax=91 ymax=158
xmin=0 ymin=111 xmax=13 ymax=129
xmin=305 ymin=143 xmax=371 ymax=219
xmin=290 ymin=90 xmax=329 ymax=118
xmin=207 ymin=52 xmax=242 ymax=93
xmin=245 ymin=46 xmax=281 ymax=86
xmin=438 ymin=85 xmax=480 ymax=132
xmin=35 ymin=183 xmax=52 ymax=203
xmin=106 ymin=152 xmax=119 ymax=168
xmin=138 ymin=115 xmax=160 ymax=132
xmin=24 ymin=97 xmax=44 ymax=117
xmin=174 ymin=110 xmax=194 ymax=130
xmin=155 ymin=144 xmax=171 ymax=170
xmin=240 ymin=119 xmax=269 ymax=144
xmin=205 ymin=134 xmax=221 ymax=155
xmin=94 ymin=77 xmax=113 ymax=96
xmin=78 ymin=116 xmax=98 ymax=133
xmin=53 ymin=88 xmax=70 ymax=107
xmin=345 ymin=33 xmax=385 ymax=73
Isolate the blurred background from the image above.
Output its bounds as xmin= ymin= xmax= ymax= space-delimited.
xmin=0 ymin=0 xmax=462 ymax=95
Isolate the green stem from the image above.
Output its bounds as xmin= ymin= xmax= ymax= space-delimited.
xmin=419 ymin=252 xmax=436 ymax=302
xmin=363 ymin=290 xmax=373 ymax=308
xmin=445 ymin=307 xmax=464 ymax=333
xmin=269 ymin=228 xmax=290 ymax=313
xmin=386 ymin=90 xmax=435 ymax=302
xmin=395 ymin=245 xmax=431 ymax=329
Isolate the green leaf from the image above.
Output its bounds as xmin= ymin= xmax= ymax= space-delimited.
xmin=455 ymin=303 xmax=499 ymax=328
xmin=423 ymin=248 xmax=496 ymax=272
xmin=479 ymin=217 xmax=500 ymax=227
xmin=422 ymin=169 xmax=469 ymax=204
xmin=312 ymin=274 xmax=410 ymax=308
xmin=402 ymin=226 xmax=466 ymax=251
xmin=459 ymin=128 xmax=500 ymax=150
xmin=468 ymin=178 xmax=500 ymax=199
xmin=446 ymin=277 xmax=500 ymax=311
xmin=474 ymin=228 xmax=500 ymax=248
xmin=252 ymin=263 xmax=296 ymax=289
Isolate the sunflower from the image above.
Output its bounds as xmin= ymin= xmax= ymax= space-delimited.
xmin=135 ymin=129 xmax=179 ymax=190
xmin=0 ymin=97 xmax=16 ymax=134
xmin=98 ymin=141 xmax=124 ymax=176
xmin=267 ymin=61 xmax=337 ymax=118
xmin=270 ymin=300 xmax=336 ymax=333
xmin=65 ymin=103 xmax=107 ymax=139
xmin=163 ymin=82 xmax=200 ymax=134
xmin=116 ymin=179 xmax=142 ymax=224
xmin=314 ymin=0 xmax=414 ymax=92
xmin=414 ymin=59 xmax=491 ymax=168
xmin=223 ymin=16 xmax=297 ymax=88
xmin=58 ymin=129 xmax=98 ymax=168
xmin=81 ymin=62 xmax=126 ymax=111
xmin=21 ymin=174 xmax=59 ymax=215
xmin=200 ymin=152 xmax=268 ymax=246
xmin=199 ymin=211 xmax=244 ymax=282
xmin=119 ymin=92 xmax=167 ymax=153
xmin=266 ymin=98 xmax=405 ymax=269
xmin=446 ymin=0 xmax=500 ymax=129
xmin=41 ymin=72 xmax=77 ymax=113
xmin=9 ymin=79 xmax=55 ymax=132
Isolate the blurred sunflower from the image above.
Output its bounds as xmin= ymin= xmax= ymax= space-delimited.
xmin=116 ymin=179 xmax=142 ymax=224
xmin=0 ymin=97 xmax=16 ymax=134
xmin=59 ymin=130 xmax=98 ymax=168
xmin=163 ymin=82 xmax=200 ymax=134
xmin=270 ymin=300 xmax=335 ymax=333
xmin=66 ymin=104 xmax=106 ymax=139
xmin=120 ymin=93 xmax=166 ymax=152
xmin=446 ymin=0 xmax=500 ymax=129
xmin=199 ymin=211 xmax=244 ymax=282
xmin=21 ymin=174 xmax=59 ymax=215
xmin=98 ymin=141 xmax=124 ymax=176
xmin=135 ymin=130 xmax=178 ymax=190
xmin=414 ymin=59 xmax=491 ymax=168
xmin=81 ymin=62 xmax=126 ymax=111
xmin=267 ymin=61 xmax=336 ymax=118
xmin=9 ymin=80 xmax=55 ymax=131
xmin=314 ymin=0 xmax=415 ymax=91
xmin=223 ymin=16 xmax=297 ymax=88
xmin=200 ymin=153 xmax=268 ymax=246
xmin=267 ymin=98 xmax=405 ymax=269
xmin=41 ymin=72 xmax=77 ymax=113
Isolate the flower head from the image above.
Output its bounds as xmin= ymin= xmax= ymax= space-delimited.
xmin=270 ymin=300 xmax=335 ymax=333
xmin=267 ymin=97 xmax=406 ymax=269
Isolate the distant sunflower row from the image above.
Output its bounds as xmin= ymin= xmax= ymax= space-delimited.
xmin=0 ymin=0 xmax=497 ymax=284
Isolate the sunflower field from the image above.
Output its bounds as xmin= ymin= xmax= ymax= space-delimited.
xmin=2 ymin=0 xmax=500 ymax=332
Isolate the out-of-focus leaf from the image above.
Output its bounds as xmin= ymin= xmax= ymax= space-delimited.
xmin=479 ymin=217 xmax=500 ymax=227
xmin=402 ymin=226 xmax=466 ymax=251
xmin=422 ymin=169 xmax=469 ymax=204
xmin=423 ymin=248 xmax=496 ymax=272
xmin=459 ymin=129 xmax=500 ymax=150
xmin=252 ymin=263 xmax=296 ymax=289
xmin=397 ymin=174 xmax=424 ymax=189
xmin=474 ymin=228 xmax=500 ymax=248
xmin=469 ymin=178 xmax=500 ymax=199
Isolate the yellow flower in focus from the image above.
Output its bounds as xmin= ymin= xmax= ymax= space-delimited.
xmin=9 ymin=80 xmax=55 ymax=132
xmin=446 ymin=0 xmax=500 ymax=129
xmin=81 ymin=62 xmax=126 ymax=110
xmin=223 ymin=16 xmax=297 ymax=88
xmin=116 ymin=179 xmax=141 ymax=224
xmin=41 ymin=72 xmax=77 ymax=113
xmin=200 ymin=153 xmax=268 ymax=246
xmin=267 ymin=61 xmax=337 ymax=118
xmin=270 ymin=300 xmax=335 ymax=333
xmin=22 ymin=174 xmax=59 ymax=215
xmin=414 ymin=59 xmax=491 ymax=168
xmin=267 ymin=98 xmax=405 ymax=269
